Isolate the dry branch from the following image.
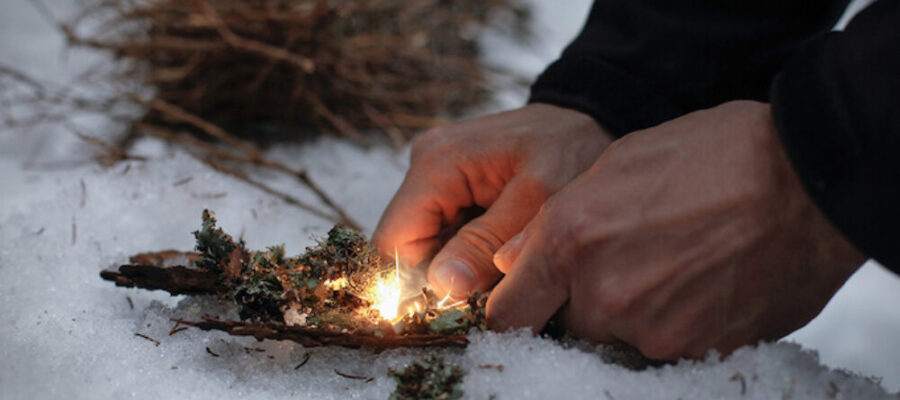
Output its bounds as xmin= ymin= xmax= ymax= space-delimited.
xmin=100 ymin=250 xmax=224 ymax=295
xmin=61 ymin=0 xmax=529 ymax=141
xmin=3 ymin=1 xmax=529 ymax=227
xmin=176 ymin=316 xmax=469 ymax=351
xmin=100 ymin=264 xmax=224 ymax=296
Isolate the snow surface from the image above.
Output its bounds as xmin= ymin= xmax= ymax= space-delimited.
xmin=1 ymin=0 xmax=898 ymax=399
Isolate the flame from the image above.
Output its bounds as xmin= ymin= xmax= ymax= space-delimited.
xmin=323 ymin=277 xmax=348 ymax=290
xmin=368 ymin=248 xmax=402 ymax=321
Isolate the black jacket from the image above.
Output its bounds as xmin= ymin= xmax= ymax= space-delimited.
xmin=529 ymin=0 xmax=900 ymax=273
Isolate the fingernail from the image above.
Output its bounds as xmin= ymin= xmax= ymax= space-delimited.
xmin=494 ymin=233 xmax=523 ymax=264
xmin=433 ymin=259 xmax=477 ymax=295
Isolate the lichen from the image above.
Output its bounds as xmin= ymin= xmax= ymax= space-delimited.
xmin=189 ymin=209 xmax=488 ymax=335
xmin=192 ymin=209 xmax=235 ymax=273
xmin=389 ymin=354 xmax=465 ymax=400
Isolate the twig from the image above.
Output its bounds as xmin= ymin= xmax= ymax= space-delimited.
xmin=100 ymin=252 xmax=226 ymax=296
xmin=178 ymin=316 xmax=469 ymax=351
xmin=140 ymin=97 xmax=259 ymax=156
xmin=168 ymin=320 xmax=183 ymax=335
xmin=0 ymin=63 xmax=46 ymax=95
xmin=135 ymin=333 xmax=161 ymax=346
xmin=79 ymin=179 xmax=87 ymax=208
xmin=730 ymin=372 xmax=747 ymax=396
xmin=71 ymin=128 xmax=147 ymax=167
xmin=334 ymin=369 xmax=373 ymax=382
xmin=200 ymin=2 xmax=315 ymax=73
xmin=205 ymin=346 xmax=220 ymax=357
xmin=134 ymin=121 xmax=360 ymax=229
xmin=294 ymin=352 xmax=311 ymax=370
xmin=477 ymin=364 xmax=504 ymax=372
xmin=203 ymin=156 xmax=351 ymax=226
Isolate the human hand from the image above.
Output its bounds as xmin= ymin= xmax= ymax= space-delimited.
xmin=373 ymin=103 xmax=613 ymax=296
xmin=488 ymin=101 xmax=865 ymax=359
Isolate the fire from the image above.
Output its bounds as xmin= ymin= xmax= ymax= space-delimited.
xmin=368 ymin=248 xmax=402 ymax=321
xmin=323 ymin=277 xmax=348 ymax=290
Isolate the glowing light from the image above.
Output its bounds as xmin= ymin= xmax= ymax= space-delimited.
xmin=323 ymin=277 xmax=348 ymax=290
xmin=437 ymin=289 xmax=452 ymax=309
xmin=440 ymin=300 xmax=465 ymax=310
xmin=368 ymin=248 xmax=402 ymax=321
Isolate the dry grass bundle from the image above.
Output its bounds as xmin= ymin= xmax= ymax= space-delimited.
xmin=3 ymin=0 xmax=527 ymax=227
xmin=63 ymin=0 xmax=529 ymax=144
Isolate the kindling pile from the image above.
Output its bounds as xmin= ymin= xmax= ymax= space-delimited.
xmin=101 ymin=210 xmax=488 ymax=350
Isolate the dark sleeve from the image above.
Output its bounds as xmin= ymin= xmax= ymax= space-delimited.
xmin=529 ymin=0 xmax=848 ymax=137
xmin=770 ymin=0 xmax=900 ymax=273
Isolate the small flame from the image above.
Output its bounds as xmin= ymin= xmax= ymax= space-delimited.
xmin=369 ymin=248 xmax=402 ymax=321
xmin=323 ymin=277 xmax=348 ymax=291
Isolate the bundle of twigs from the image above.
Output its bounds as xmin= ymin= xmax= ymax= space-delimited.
xmin=62 ymin=0 xmax=528 ymax=144
xmin=3 ymin=0 xmax=527 ymax=227
xmin=103 ymin=251 xmax=468 ymax=350
xmin=100 ymin=210 xmax=485 ymax=350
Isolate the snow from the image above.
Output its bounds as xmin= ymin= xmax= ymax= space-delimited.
xmin=1 ymin=0 xmax=898 ymax=399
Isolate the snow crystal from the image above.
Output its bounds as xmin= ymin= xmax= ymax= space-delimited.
xmin=1 ymin=0 xmax=898 ymax=399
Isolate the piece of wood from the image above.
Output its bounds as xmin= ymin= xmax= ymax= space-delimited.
xmin=100 ymin=264 xmax=224 ymax=295
xmin=176 ymin=317 xmax=469 ymax=351
xmin=100 ymin=251 xmax=225 ymax=296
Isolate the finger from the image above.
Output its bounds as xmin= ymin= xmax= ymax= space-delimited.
xmin=372 ymin=165 xmax=474 ymax=267
xmin=428 ymin=176 xmax=550 ymax=296
xmin=486 ymin=228 xmax=570 ymax=334
xmin=493 ymin=231 xmax=525 ymax=274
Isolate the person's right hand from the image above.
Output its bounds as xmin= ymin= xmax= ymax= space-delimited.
xmin=373 ymin=103 xmax=613 ymax=296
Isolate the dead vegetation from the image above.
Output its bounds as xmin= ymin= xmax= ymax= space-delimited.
xmin=2 ymin=0 xmax=529 ymax=227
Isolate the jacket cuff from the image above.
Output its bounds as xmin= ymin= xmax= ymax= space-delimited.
xmin=528 ymin=56 xmax=683 ymax=137
xmin=771 ymin=37 xmax=899 ymax=271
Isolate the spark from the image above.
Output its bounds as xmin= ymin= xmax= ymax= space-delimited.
xmin=368 ymin=247 xmax=402 ymax=321
xmin=440 ymin=300 xmax=465 ymax=310
xmin=437 ymin=289 xmax=452 ymax=309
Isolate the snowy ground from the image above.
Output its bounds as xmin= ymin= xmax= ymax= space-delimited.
xmin=1 ymin=1 xmax=898 ymax=399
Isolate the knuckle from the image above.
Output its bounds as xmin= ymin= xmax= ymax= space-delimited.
xmin=410 ymin=127 xmax=467 ymax=167
xmin=537 ymin=200 xmax=573 ymax=245
xmin=541 ymin=202 xmax=599 ymax=265
xmin=515 ymin=174 xmax=556 ymax=201
xmin=604 ymin=136 xmax=626 ymax=153
xmin=411 ymin=127 xmax=446 ymax=155
xmin=455 ymin=220 xmax=505 ymax=260
xmin=595 ymin=289 xmax=637 ymax=321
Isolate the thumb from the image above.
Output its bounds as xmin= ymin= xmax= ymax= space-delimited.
xmin=428 ymin=177 xmax=549 ymax=296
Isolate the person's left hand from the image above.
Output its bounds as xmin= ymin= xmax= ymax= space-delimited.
xmin=488 ymin=100 xmax=866 ymax=359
